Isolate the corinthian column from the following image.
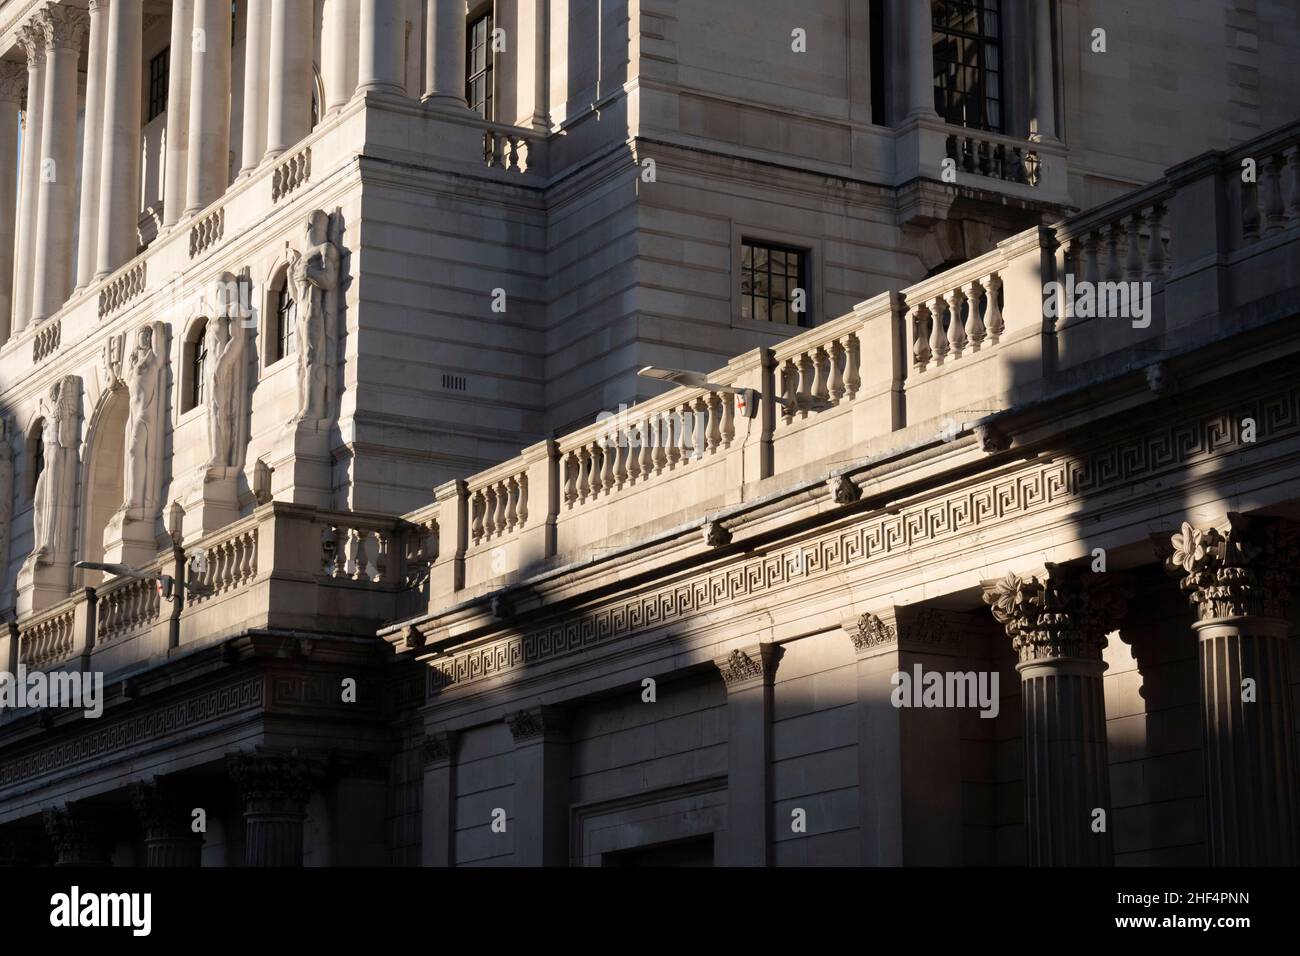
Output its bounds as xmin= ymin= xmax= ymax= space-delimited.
xmin=185 ymin=0 xmax=232 ymax=215
xmin=0 ymin=64 xmax=26 ymax=341
xmin=423 ymin=0 xmax=466 ymax=109
xmin=13 ymin=25 xmax=45 ymax=328
xmin=75 ymin=0 xmax=109 ymax=286
xmin=163 ymin=0 xmax=193 ymax=223
xmin=227 ymin=750 xmax=317 ymax=866
xmin=983 ymin=564 xmax=1128 ymax=866
xmin=265 ymin=0 xmax=314 ymax=159
xmin=1166 ymin=515 xmax=1300 ymax=865
xmin=31 ymin=5 xmax=89 ymax=323
xmin=358 ymin=0 xmax=406 ymax=97
xmin=239 ymin=0 xmax=268 ymax=173
xmin=95 ymin=0 xmax=142 ymax=279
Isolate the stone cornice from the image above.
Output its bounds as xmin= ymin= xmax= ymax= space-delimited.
xmin=983 ymin=564 xmax=1130 ymax=664
xmin=1166 ymin=513 xmax=1300 ymax=622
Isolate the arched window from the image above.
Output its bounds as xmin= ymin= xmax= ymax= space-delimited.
xmin=26 ymin=421 xmax=44 ymax=499
xmin=273 ymin=282 xmax=296 ymax=363
xmin=184 ymin=319 xmax=208 ymax=412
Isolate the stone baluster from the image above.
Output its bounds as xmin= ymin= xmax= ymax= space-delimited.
xmin=929 ymin=296 xmax=949 ymax=366
xmin=946 ymin=287 xmax=967 ymax=358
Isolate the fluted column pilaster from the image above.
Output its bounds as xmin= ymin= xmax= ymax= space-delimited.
xmin=984 ymin=564 xmax=1127 ymax=866
xmin=1167 ymin=515 xmax=1300 ymax=865
xmin=1031 ymin=0 xmax=1058 ymax=141
xmin=714 ymin=643 xmax=783 ymax=866
xmin=94 ymin=0 xmax=142 ymax=278
xmin=13 ymin=24 xmax=45 ymax=327
xmin=31 ymin=5 xmax=89 ymax=322
xmin=184 ymin=0 xmax=232 ymax=215
xmin=0 ymin=64 xmax=25 ymax=342
xmin=227 ymin=750 xmax=317 ymax=866
xmin=162 ymin=0 xmax=193 ymax=222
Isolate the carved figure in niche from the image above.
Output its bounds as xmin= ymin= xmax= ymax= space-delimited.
xmin=287 ymin=209 xmax=340 ymax=424
xmin=29 ymin=378 xmax=79 ymax=564
xmin=205 ymin=299 xmax=248 ymax=471
xmin=120 ymin=325 xmax=164 ymax=517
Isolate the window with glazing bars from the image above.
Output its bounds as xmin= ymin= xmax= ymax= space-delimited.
xmin=741 ymin=241 xmax=806 ymax=326
xmin=274 ymin=283 xmax=296 ymax=362
xmin=190 ymin=327 xmax=207 ymax=410
xmin=466 ymin=13 xmax=494 ymax=119
xmin=932 ymin=0 xmax=1002 ymax=132
xmin=148 ymin=47 xmax=169 ymax=121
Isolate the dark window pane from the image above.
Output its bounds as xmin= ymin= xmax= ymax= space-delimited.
xmin=740 ymin=240 xmax=808 ymax=326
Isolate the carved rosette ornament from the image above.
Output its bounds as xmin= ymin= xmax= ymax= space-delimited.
xmin=1166 ymin=514 xmax=1299 ymax=622
xmin=983 ymin=564 xmax=1128 ymax=664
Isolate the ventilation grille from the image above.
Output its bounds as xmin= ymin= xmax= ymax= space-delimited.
xmin=442 ymin=374 xmax=468 ymax=392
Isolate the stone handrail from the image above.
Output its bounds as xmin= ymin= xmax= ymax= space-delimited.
xmin=17 ymin=591 xmax=86 ymax=671
xmin=412 ymin=120 xmax=1300 ymax=613
xmin=95 ymin=556 xmax=166 ymax=648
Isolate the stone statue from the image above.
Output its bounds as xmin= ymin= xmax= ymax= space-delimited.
xmin=28 ymin=377 xmax=79 ymax=565
xmin=205 ymin=298 xmax=248 ymax=471
xmin=288 ymin=209 xmax=341 ymax=424
xmin=121 ymin=324 xmax=164 ymax=519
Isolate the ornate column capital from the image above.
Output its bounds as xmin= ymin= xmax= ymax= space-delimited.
xmin=18 ymin=21 xmax=47 ymax=65
xmin=1166 ymin=513 xmax=1300 ymax=622
xmin=505 ymin=706 xmax=568 ymax=743
xmin=983 ymin=563 xmax=1130 ymax=664
xmin=227 ymin=749 xmax=319 ymax=815
xmin=43 ymin=803 xmax=112 ymax=866
xmin=422 ymin=730 xmax=459 ymax=764
xmin=37 ymin=5 xmax=90 ymax=52
xmin=0 ymin=62 xmax=27 ymax=103
xmin=89 ymin=0 xmax=111 ymax=12
xmin=714 ymin=643 xmax=783 ymax=689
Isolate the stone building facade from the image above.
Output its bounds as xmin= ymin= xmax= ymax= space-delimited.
xmin=0 ymin=0 xmax=1297 ymax=866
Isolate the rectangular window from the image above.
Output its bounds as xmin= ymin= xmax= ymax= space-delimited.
xmin=932 ymin=0 xmax=1002 ymax=133
xmin=466 ymin=12 xmax=494 ymax=119
xmin=148 ymin=48 xmax=170 ymax=122
xmin=741 ymin=240 xmax=807 ymax=327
